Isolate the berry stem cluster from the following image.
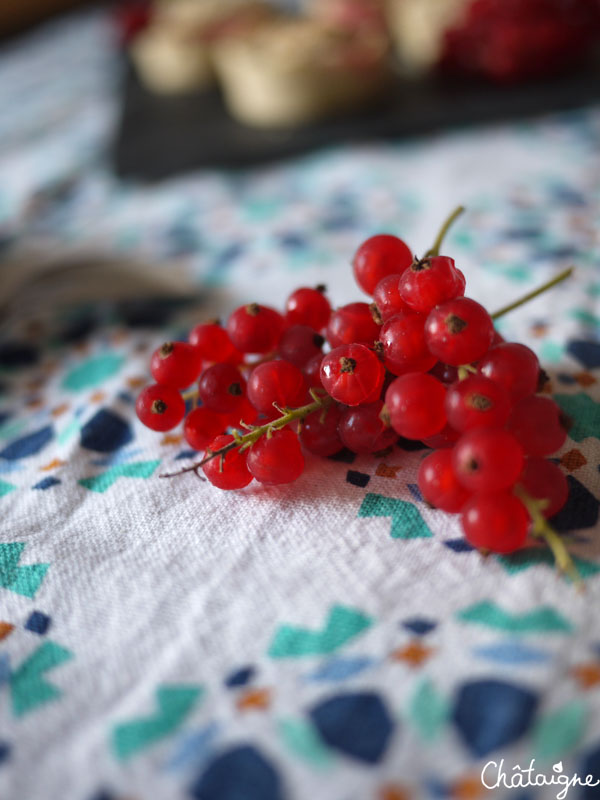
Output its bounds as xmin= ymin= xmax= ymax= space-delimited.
xmin=135 ymin=207 xmax=583 ymax=586
xmin=160 ymin=389 xmax=332 ymax=479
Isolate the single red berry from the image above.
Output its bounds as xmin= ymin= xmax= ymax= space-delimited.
xmin=327 ymin=302 xmax=380 ymax=349
xmin=150 ymin=342 xmax=202 ymax=389
xmin=398 ymin=255 xmax=464 ymax=313
xmin=184 ymin=407 xmax=228 ymax=450
xmin=479 ymin=342 xmax=540 ymax=402
xmin=189 ymin=322 xmax=240 ymax=364
xmin=202 ymin=434 xmax=253 ymax=490
xmin=198 ymin=363 xmax=246 ymax=413
xmin=227 ymin=303 xmax=284 ymax=354
xmin=278 ymin=325 xmax=325 ymax=367
xmin=136 ymin=384 xmax=185 ymax=431
xmin=384 ymin=373 xmax=447 ymax=440
xmin=352 ymin=234 xmax=413 ymax=295
xmin=338 ymin=400 xmax=398 ymax=454
xmin=247 ymin=359 xmax=307 ymax=414
xmin=226 ymin=396 xmax=260 ymax=430
xmin=418 ymin=449 xmax=471 ymax=512
xmin=453 ymin=428 xmax=524 ymax=492
xmin=454 ymin=267 xmax=466 ymax=295
xmin=285 ymin=286 xmax=331 ymax=331
xmin=445 ymin=374 xmax=511 ymax=432
xmin=320 ymin=343 xmax=384 ymax=406
xmin=378 ymin=311 xmax=438 ymax=376
xmin=372 ymin=274 xmax=410 ymax=321
xmin=424 ymin=298 xmax=495 ymax=365
xmin=507 ymin=395 xmax=568 ymax=456
xmin=304 ymin=352 xmax=325 ymax=388
xmin=461 ymin=492 xmax=529 ymax=554
xmin=300 ymin=404 xmax=343 ymax=456
xmin=519 ymin=457 xmax=569 ymax=519
xmin=246 ymin=429 xmax=305 ymax=485
xmin=429 ymin=362 xmax=459 ymax=384
xmin=422 ymin=423 xmax=461 ymax=449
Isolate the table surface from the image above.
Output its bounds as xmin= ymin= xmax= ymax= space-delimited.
xmin=114 ymin=58 xmax=600 ymax=179
xmin=1 ymin=10 xmax=600 ymax=800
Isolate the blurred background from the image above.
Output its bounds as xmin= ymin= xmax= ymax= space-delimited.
xmin=4 ymin=0 xmax=600 ymax=175
xmin=2 ymin=0 xmax=599 ymax=326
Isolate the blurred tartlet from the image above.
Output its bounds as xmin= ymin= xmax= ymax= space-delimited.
xmin=212 ymin=18 xmax=392 ymax=127
xmin=309 ymin=0 xmax=390 ymax=36
xmin=130 ymin=0 xmax=276 ymax=94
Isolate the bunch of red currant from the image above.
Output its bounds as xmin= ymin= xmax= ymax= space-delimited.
xmin=441 ymin=0 xmax=600 ymax=83
xmin=136 ymin=208 xmax=576 ymax=578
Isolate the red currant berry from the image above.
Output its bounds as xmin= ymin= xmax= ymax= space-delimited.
xmin=454 ymin=267 xmax=466 ymax=295
xmin=326 ymin=302 xmax=380 ymax=349
xmin=189 ymin=322 xmax=241 ymax=364
xmin=198 ymin=363 xmax=246 ymax=413
xmin=226 ymin=396 xmax=260 ymax=430
xmin=453 ymin=428 xmax=524 ymax=492
xmin=202 ymin=434 xmax=253 ymax=490
xmin=184 ymin=407 xmax=228 ymax=450
xmin=246 ymin=429 xmax=304 ymax=485
xmin=227 ymin=303 xmax=284 ymax=354
xmin=352 ymin=234 xmax=413 ymax=295
xmin=150 ymin=342 xmax=202 ymax=389
xmin=136 ymin=384 xmax=185 ymax=432
xmin=384 ymin=373 xmax=447 ymax=440
xmin=320 ymin=344 xmax=384 ymax=406
xmin=398 ymin=255 xmax=464 ymax=313
xmin=299 ymin=404 xmax=343 ymax=456
xmin=418 ymin=449 xmax=471 ymax=512
xmin=378 ymin=311 xmax=438 ymax=376
xmin=422 ymin=423 xmax=461 ymax=449
xmin=285 ymin=286 xmax=331 ymax=331
xmin=278 ymin=325 xmax=324 ymax=367
xmin=445 ymin=374 xmax=511 ymax=432
xmin=479 ymin=342 xmax=540 ymax=402
xmin=519 ymin=457 xmax=568 ymax=519
xmin=507 ymin=395 xmax=568 ymax=456
xmin=424 ymin=298 xmax=495 ymax=366
xmin=461 ymin=492 xmax=529 ymax=554
xmin=247 ymin=359 xmax=307 ymax=414
xmin=338 ymin=400 xmax=398 ymax=454
xmin=429 ymin=362 xmax=459 ymax=384
xmin=372 ymin=274 xmax=409 ymax=321
xmin=304 ymin=353 xmax=324 ymax=388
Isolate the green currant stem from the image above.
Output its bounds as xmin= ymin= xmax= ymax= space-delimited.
xmin=159 ymin=389 xmax=333 ymax=479
xmin=514 ymin=484 xmax=583 ymax=589
xmin=457 ymin=364 xmax=477 ymax=380
xmin=491 ymin=267 xmax=574 ymax=320
xmin=424 ymin=205 xmax=466 ymax=257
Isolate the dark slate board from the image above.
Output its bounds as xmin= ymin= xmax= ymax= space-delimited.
xmin=112 ymin=60 xmax=600 ymax=181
